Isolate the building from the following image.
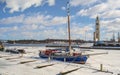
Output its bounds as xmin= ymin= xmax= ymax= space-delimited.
xmin=118 ymin=32 xmax=120 ymax=43
xmin=94 ymin=16 xmax=100 ymax=42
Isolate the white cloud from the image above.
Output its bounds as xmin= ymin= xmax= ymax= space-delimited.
xmin=70 ymin=0 xmax=97 ymax=6
xmin=13 ymin=26 xmax=18 ymax=30
xmin=70 ymin=23 xmax=94 ymax=40
xmin=101 ymin=18 xmax=120 ymax=32
xmin=0 ymin=14 xmax=24 ymax=24
xmin=3 ymin=0 xmax=55 ymax=13
xmin=48 ymin=0 xmax=55 ymax=6
xmin=21 ymin=31 xmax=36 ymax=39
xmin=77 ymin=3 xmax=108 ymax=18
xmin=1 ymin=0 xmax=120 ymax=40
xmin=0 ymin=27 xmax=10 ymax=33
xmin=19 ymin=26 xmax=66 ymax=39
xmin=73 ymin=26 xmax=93 ymax=34
xmin=61 ymin=6 xmax=66 ymax=10
xmin=100 ymin=18 xmax=120 ymax=40
xmin=76 ymin=0 xmax=120 ymax=19
xmin=0 ymin=20 xmax=94 ymax=40
xmin=1 ymin=27 xmax=17 ymax=34
xmin=101 ymin=10 xmax=120 ymax=18
xmin=0 ymin=13 xmax=68 ymax=39
xmin=23 ymin=14 xmax=51 ymax=25
xmin=31 ymin=24 xmax=38 ymax=30
xmin=0 ymin=13 xmax=67 ymax=26
xmin=107 ymin=0 xmax=120 ymax=9
xmin=23 ymin=14 xmax=67 ymax=26
xmin=50 ymin=16 xmax=66 ymax=26
xmin=21 ymin=24 xmax=38 ymax=31
xmin=23 ymin=14 xmax=66 ymax=26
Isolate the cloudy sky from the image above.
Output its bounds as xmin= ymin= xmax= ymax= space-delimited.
xmin=0 ymin=0 xmax=120 ymax=40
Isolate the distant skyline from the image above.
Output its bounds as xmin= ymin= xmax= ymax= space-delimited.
xmin=0 ymin=0 xmax=120 ymax=40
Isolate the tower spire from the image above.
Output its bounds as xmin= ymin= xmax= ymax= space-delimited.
xmin=94 ymin=16 xmax=100 ymax=42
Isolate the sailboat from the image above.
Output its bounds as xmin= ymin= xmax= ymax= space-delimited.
xmin=39 ymin=2 xmax=88 ymax=64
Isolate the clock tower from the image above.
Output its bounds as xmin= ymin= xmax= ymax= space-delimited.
xmin=94 ymin=16 xmax=100 ymax=42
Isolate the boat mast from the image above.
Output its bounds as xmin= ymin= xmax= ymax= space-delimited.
xmin=67 ymin=2 xmax=72 ymax=55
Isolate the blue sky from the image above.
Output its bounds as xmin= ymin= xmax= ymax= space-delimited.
xmin=0 ymin=0 xmax=120 ymax=41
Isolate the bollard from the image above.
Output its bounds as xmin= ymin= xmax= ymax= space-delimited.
xmin=100 ymin=64 xmax=103 ymax=71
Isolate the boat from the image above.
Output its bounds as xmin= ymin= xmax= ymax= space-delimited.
xmin=39 ymin=2 xmax=88 ymax=64
xmin=5 ymin=48 xmax=26 ymax=54
xmin=0 ymin=42 xmax=4 ymax=51
xmin=39 ymin=49 xmax=88 ymax=64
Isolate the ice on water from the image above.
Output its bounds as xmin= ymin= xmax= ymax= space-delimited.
xmin=0 ymin=45 xmax=120 ymax=75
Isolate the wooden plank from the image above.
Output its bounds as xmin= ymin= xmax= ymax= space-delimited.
xmin=58 ymin=68 xmax=80 ymax=75
xmin=94 ymin=70 xmax=113 ymax=74
xmin=34 ymin=64 xmax=54 ymax=69
xmin=19 ymin=60 xmax=37 ymax=64
xmin=6 ymin=56 xmax=22 ymax=60
xmin=0 ymin=55 xmax=11 ymax=58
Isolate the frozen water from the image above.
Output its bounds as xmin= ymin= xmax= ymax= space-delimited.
xmin=0 ymin=45 xmax=120 ymax=75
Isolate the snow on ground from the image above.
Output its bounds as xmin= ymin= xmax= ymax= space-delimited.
xmin=0 ymin=46 xmax=120 ymax=75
